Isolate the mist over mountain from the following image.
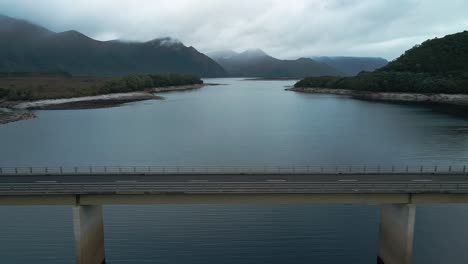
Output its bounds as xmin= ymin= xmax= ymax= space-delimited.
xmin=207 ymin=49 xmax=342 ymax=78
xmin=0 ymin=15 xmax=226 ymax=77
xmin=312 ymin=56 xmax=388 ymax=76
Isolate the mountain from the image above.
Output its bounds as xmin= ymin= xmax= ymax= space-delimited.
xmin=312 ymin=56 xmax=388 ymax=76
xmin=207 ymin=49 xmax=342 ymax=78
xmin=0 ymin=15 xmax=226 ymax=77
xmin=295 ymin=31 xmax=468 ymax=94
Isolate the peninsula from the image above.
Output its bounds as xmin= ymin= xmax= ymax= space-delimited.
xmin=289 ymin=31 xmax=468 ymax=106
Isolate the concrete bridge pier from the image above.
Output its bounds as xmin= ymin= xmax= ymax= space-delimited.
xmin=377 ymin=204 xmax=416 ymax=264
xmin=73 ymin=205 xmax=106 ymax=264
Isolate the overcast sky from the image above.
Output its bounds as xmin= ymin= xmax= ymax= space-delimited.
xmin=1 ymin=0 xmax=467 ymax=60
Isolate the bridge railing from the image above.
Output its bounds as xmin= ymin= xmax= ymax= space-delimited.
xmin=0 ymin=165 xmax=467 ymax=176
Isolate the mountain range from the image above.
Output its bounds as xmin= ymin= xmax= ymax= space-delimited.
xmin=207 ymin=49 xmax=342 ymax=78
xmin=0 ymin=14 xmax=392 ymax=78
xmin=0 ymin=14 xmax=226 ymax=77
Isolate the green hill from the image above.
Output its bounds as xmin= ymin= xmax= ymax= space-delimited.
xmin=296 ymin=31 xmax=468 ymax=94
xmin=380 ymin=31 xmax=468 ymax=76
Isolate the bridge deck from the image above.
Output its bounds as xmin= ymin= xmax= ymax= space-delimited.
xmin=1 ymin=168 xmax=468 ymax=195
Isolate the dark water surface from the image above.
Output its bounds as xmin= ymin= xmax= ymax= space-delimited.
xmin=0 ymin=79 xmax=468 ymax=263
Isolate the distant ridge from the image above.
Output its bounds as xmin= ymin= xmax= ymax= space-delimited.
xmin=207 ymin=49 xmax=342 ymax=78
xmin=312 ymin=56 xmax=388 ymax=76
xmin=0 ymin=15 xmax=226 ymax=77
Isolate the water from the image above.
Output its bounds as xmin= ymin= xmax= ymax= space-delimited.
xmin=0 ymin=78 xmax=468 ymax=263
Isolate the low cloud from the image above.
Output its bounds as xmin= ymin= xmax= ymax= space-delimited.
xmin=1 ymin=0 xmax=467 ymax=60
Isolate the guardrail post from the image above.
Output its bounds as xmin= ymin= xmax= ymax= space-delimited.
xmin=104 ymin=167 xmax=107 ymax=173
xmin=406 ymin=166 xmax=409 ymax=173
xmin=60 ymin=167 xmax=63 ymax=174
xmin=133 ymin=167 xmax=136 ymax=173
xmin=45 ymin=167 xmax=48 ymax=174
xmin=15 ymin=168 xmax=18 ymax=174
xmin=449 ymin=166 xmax=452 ymax=173
xmin=420 ymin=166 xmax=423 ymax=173
xmin=74 ymin=167 xmax=78 ymax=174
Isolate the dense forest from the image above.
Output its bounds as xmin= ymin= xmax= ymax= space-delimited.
xmin=295 ymin=31 xmax=468 ymax=94
xmin=0 ymin=73 xmax=202 ymax=100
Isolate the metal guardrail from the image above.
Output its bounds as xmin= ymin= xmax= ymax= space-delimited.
xmin=0 ymin=165 xmax=467 ymax=176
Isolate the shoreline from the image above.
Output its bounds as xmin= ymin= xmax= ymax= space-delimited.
xmin=0 ymin=83 xmax=205 ymax=125
xmin=287 ymin=87 xmax=468 ymax=107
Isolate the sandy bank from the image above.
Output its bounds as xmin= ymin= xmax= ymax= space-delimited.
xmin=287 ymin=87 xmax=468 ymax=106
xmin=12 ymin=92 xmax=161 ymax=110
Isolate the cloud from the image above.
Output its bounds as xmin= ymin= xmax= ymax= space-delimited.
xmin=0 ymin=0 xmax=467 ymax=60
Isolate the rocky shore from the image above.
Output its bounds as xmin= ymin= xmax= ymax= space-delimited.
xmin=0 ymin=108 xmax=35 ymax=124
xmin=0 ymin=83 xmax=206 ymax=125
xmin=287 ymin=87 xmax=468 ymax=106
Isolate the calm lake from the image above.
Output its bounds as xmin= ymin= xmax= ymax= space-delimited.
xmin=0 ymin=78 xmax=468 ymax=263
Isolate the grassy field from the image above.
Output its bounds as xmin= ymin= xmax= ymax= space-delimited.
xmin=0 ymin=74 xmax=203 ymax=101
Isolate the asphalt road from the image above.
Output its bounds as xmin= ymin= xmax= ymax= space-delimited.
xmin=1 ymin=173 xmax=468 ymax=195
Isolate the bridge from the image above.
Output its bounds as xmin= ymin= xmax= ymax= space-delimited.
xmin=1 ymin=165 xmax=468 ymax=264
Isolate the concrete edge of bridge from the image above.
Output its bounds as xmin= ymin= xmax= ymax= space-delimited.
xmin=1 ymin=193 xmax=468 ymax=206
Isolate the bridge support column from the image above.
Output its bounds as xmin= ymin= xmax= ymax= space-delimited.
xmin=73 ymin=205 xmax=106 ymax=264
xmin=377 ymin=204 xmax=415 ymax=264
